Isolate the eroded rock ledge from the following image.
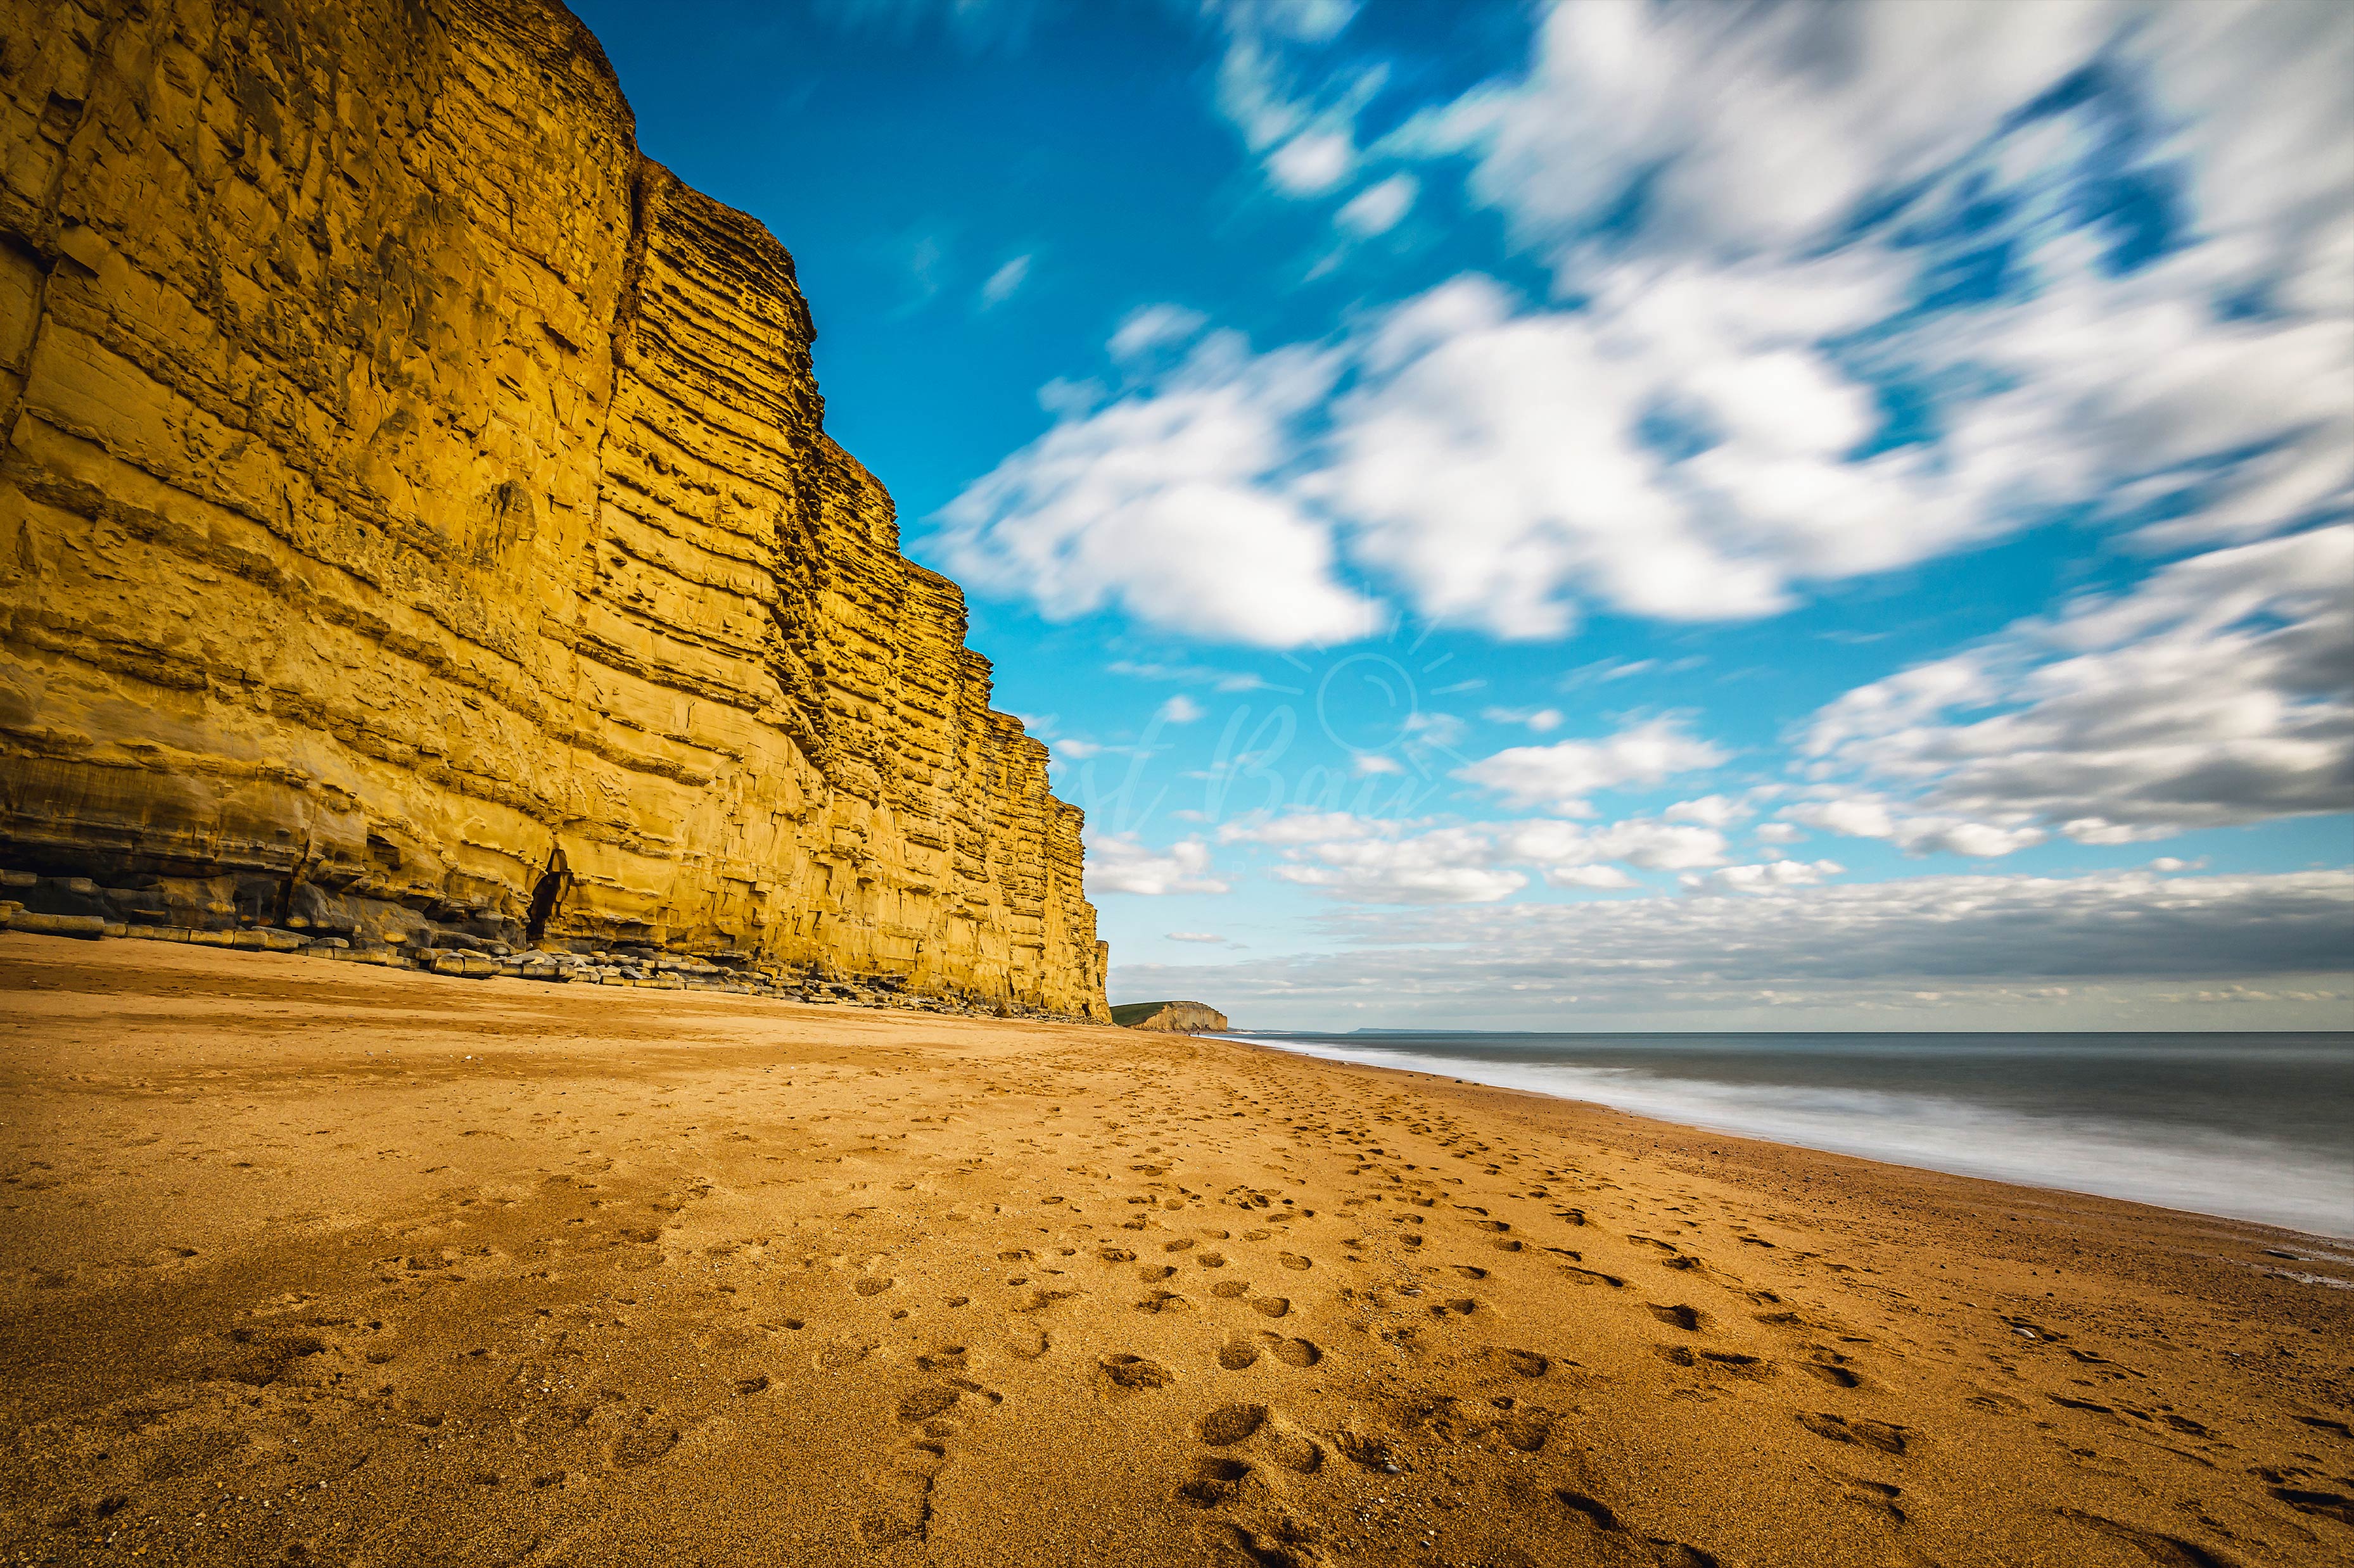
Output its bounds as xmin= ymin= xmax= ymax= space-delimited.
xmin=0 ymin=0 xmax=1107 ymax=1018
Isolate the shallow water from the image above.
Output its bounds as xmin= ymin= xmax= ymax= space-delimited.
xmin=1219 ymin=1030 xmax=2354 ymax=1240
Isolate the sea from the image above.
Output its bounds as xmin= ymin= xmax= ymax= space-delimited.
xmin=1218 ymin=1030 xmax=2354 ymax=1241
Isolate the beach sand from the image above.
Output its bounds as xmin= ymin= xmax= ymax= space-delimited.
xmin=2 ymin=933 xmax=2348 ymax=1567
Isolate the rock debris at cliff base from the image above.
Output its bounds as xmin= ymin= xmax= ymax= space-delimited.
xmin=0 ymin=0 xmax=1107 ymax=1018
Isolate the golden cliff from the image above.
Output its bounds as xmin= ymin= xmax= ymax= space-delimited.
xmin=0 ymin=0 xmax=1109 ymax=1018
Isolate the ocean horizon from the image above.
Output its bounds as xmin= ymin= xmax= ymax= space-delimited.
xmin=1218 ymin=1028 xmax=2354 ymax=1243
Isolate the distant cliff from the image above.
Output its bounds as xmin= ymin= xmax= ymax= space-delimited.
xmin=0 ymin=0 xmax=1107 ymax=1018
xmin=1113 ymin=1001 xmax=1230 ymax=1033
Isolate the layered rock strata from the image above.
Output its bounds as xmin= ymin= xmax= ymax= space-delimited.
xmin=0 ymin=0 xmax=1107 ymax=1016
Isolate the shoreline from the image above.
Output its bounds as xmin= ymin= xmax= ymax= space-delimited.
xmin=1209 ymin=1030 xmax=2354 ymax=1248
xmin=4 ymin=932 xmax=2350 ymax=1565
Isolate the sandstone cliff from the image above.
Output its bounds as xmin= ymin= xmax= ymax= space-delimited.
xmin=0 ymin=0 xmax=1108 ymax=1016
xmin=1112 ymin=1001 xmax=1229 ymax=1034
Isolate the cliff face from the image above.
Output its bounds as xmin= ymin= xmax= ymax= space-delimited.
xmin=1112 ymin=1001 xmax=1230 ymax=1034
xmin=0 ymin=0 xmax=1108 ymax=1016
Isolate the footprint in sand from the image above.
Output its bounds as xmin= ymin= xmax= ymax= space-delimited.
xmin=1199 ymin=1403 xmax=1268 ymax=1444
xmin=1211 ymin=1280 xmax=1249 ymax=1299
xmin=1802 ymin=1355 xmax=1862 ymax=1389
xmin=1278 ymin=1252 xmax=1313 ymax=1271
xmin=1261 ymin=1414 xmax=1323 ymax=1473
xmin=609 ymin=1419 xmax=680 ymax=1469
xmin=1333 ymin=1430 xmax=1404 ymax=1474
xmin=1552 ymin=1490 xmax=1719 ymax=1565
xmin=1141 ymin=1263 xmax=1178 ymax=1282
xmin=897 ymin=1384 xmax=964 ymax=1423
xmin=1247 ymin=1296 xmax=1291 ymax=1319
xmin=1176 ymin=1457 xmax=1256 ymax=1508
xmin=1098 ymin=1354 xmax=1173 ymax=1390
xmin=1218 ymin=1340 xmax=1260 ymax=1370
xmin=1797 ymin=1411 xmax=1911 ymax=1455
xmin=816 ymin=1335 xmax=879 ymax=1371
xmin=1481 ymin=1347 xmax=1550 ymax=1378
xmin=1482 ymin=1403 xmax=1553 ymax=1452
xmin=1648 ymin=1303 xmax=1703 ymax=1331
xmin=1263 ymin=1336 xmax=1321 ymax=1368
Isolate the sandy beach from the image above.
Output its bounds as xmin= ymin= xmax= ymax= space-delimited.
xmin=1 ymin=932 xmax=2348 ymax=1567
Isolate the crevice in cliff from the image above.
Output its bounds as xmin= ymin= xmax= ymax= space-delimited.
xmin=0 ymin=0 xmax=124 ymax=464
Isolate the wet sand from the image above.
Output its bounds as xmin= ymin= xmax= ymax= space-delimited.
xmin=1 ymin=932 xmax=2348 ymax=1567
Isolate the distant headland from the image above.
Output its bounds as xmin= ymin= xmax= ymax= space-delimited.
xmin=1110 ymin=1000 xmax=1230 ymax=1032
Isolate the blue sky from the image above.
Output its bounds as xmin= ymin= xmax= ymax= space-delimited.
xmin=569 ymin=0 xmax=2353 ymax=1029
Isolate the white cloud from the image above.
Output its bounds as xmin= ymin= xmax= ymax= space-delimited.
xmin=979 ymin=254 xmax=1031 ymax=308
xmin=1784 ymin=797 xmax=2047 ymax=860
xmin=1415 ymin=0 xmax=2116 ymax=262
xmin=1116 ymin=868 xmax=2354 ymax=1021
xmin=1166 ymin=930 xmax=1237 ymax=944
xmin=1209 ymin=0 xmax=1356 ymax=46
xmin=1227 ymin=814 xmax=1524 ymax=903
xmin=1335 ymin=174 xmax=1417 ymax=236
xmin=1275 ymin=851 xmax=1528 ymax=906
xmin=934 ymin=329 xmax=1382 ymax=648
xmin=1107 ymin=658 xmax=1268 ymax=692
xmin=991 ymin=1 xmax=2350 ymax=648
xmin=1109 ymin=304 xmax=1208 ymax=362
xmin=1802 ymin=527 xmax=2354 ymax=839
xmin=1480 ymin=706 xmax=1563 ymax=733
xmin=1218 ymin=811 xmax=1382 ymax=847
xmin=1453 ymin=718 xmax=1725 ymax=814
xmin=1157 ymin=693 xmax=1207 ymax=725
xmin=1268 ymin=131 xmax=1354 ymax=194
xmin=1544 ymin=865 xmax=1637 ymax=892
xmin=1351 ymin=754 xmax=1403 ymax=776
xmin=1085 ymin=833 xmax=1231 ymax=896
xmin=948 ymin=255 xmax=2147 ymax=645
xmin=1219 ymin=806 xmax=1730 ymax=904
xmin=1503 ymin=817 xmax=1729 ymax=875
xmin=1210 ymin=14 xmax=1379 ymax=201
xmin=1684 ymin=859 xmax=1845 ymax=895
xmin=1663 ymin=794 xmax=1746 ymax=828
xmin=1753 ymin=821 xmax=1805 ymax=846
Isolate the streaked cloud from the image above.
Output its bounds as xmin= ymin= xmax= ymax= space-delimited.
xmin=1800 ymin=526 xmax=2354 ymax=842
xmin=1086 ymin=832 xmax=1231 ymax=895
xmin=1453 ymin=718 xmax=1725 ymax=814
xmin=1119 ymin=869 xmax=2354 ymax=1026
xmin=979 ymin=253 xmax=1031 ymax=308
xmin=1334 ymin=173 xmax=1416 ymax=236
